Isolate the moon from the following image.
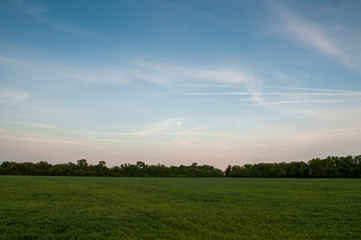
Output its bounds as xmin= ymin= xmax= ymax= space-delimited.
xmin=177 ymin=122 xmax=182 ymax=126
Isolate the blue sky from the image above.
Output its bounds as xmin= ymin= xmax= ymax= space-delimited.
xmin=1 ymin=0 xmax=361 ymax=168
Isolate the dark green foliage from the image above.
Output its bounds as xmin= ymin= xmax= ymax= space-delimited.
xmin=227 ymin=155 xmax=361 ymax=178
xmin=0 ymin=155 xmax=360 ymax=178
xmin=0 ymin=176 xmax=360 ymax=239
xmin=0 ymin=160 xmax=224 ymax=177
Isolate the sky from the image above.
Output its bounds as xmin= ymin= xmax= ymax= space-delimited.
xmin=1 ymin=0 xmax=361 ymax=169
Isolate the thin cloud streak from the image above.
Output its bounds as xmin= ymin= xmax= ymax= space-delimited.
xmin=271 ymin=1 xmax=361 ymax=73
xmin=188 ymin=91 xmax=361 ymax=97
xmin=271 ymin=1 xmax=344 ymax=57
xmin=266 ymin=100 xmax=345 ymax=105
xmin=0 ymin=89 xmax=31 ymax=103
xmin=0 ymin=55 xmax=259 ymax=87
xmin=131 ymin=62 xmax=257 ymax=86
xmin=268 ymin=87 xmax=361 ymax=94
xmin=1 ymin=121 xmax=58 ymax=129
xmin=179 ymin=84 xmax=244 ymax=88
xmin=16 ymin=0 xmax=48 ymax=15
xmin=0 ymin=134 xmax=81 ymax=145
xmin=15 ymin=0 xmax=94 ymax=36
xmin=53 ymin=24 xmax=94 ymax=36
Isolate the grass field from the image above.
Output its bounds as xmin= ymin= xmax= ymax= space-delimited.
xmin=0 ymin=176 xmax=360 ymax=239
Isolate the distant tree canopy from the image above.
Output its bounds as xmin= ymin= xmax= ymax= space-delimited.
xmin=226 ymin=155 xmax=361 ymax=178
xmin=0 ymin=160 xmax=224 ymax=177
xmin=0 ymin=155 xmax=360 ymax=178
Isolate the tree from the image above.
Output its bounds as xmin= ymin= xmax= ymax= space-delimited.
xmin=225 ymin=165 xmax=232 ymax=177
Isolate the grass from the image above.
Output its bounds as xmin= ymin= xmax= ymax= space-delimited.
xmin=0 ymin=176 xmax=360 ymax=239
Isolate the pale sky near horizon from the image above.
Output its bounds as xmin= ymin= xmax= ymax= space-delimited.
xmin=1 ymin=0 xmax=361 ymax=169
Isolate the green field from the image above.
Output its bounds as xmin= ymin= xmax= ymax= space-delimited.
xmin=0 ymin=176 xmax=360 ymax=239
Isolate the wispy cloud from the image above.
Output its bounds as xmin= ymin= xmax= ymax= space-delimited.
xmin=179 ymin=84 xmax=243 ymax=88
xmin=15 ymin=0 xmax=93 ymax=36
xmin=130 ymin=117 xmax=230 ymax=138
xmin=270 ymin=1 xmax=361 ymax=73
xmin=5 ymin=54 xmax=358 ymax=113
xmin=2 ymin=121 xmax=58 ymax=129
xmin=16 ymin=0 xmax=48 ymax=16
xmin=291 ymin=106 xmax=361 ymax=120
xmin=134 ymin=118 xmax=181 ymax=136
xmin=271 ymin=2 xmax=344 ymax=57
xmin=0 ymin=55 xmax=130 ymax=85
xmin=0 ymin=55 xmax=265 ymax=116
xmin=269 ymin=87 xmax=361 ymax=94
xmin=266 ymin=100 xmax=345 ymax=105
xmin=188 ymin=90 xmax=361 ymax=97
xmin=0 ymin=134 xmax=81 ymax=145
xmin=53 ymin=24 xmax=94 ymax=36
xmin=130 ymin=62 xmax=256 ymax=86
xmin=0 ymin=55 xmax=259 ymax=87
xmin=183 ymin=86 xmax=361 ymax=117
xmin=0 ymin=89 xmax=30 ymax=103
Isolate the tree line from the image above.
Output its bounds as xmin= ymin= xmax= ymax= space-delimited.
xmin=226 ymin=155 xmax=361 ymax=178
xmin=0 ymin=155 xmax=360 ymax=178
xmin=0 ymin=160 xmax=224 ymax=177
